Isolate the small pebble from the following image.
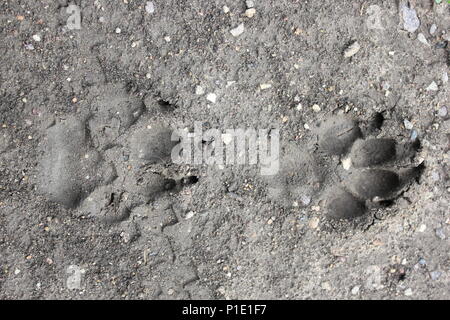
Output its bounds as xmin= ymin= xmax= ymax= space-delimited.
xmin=164 ymin=36 xmax=171 ymax=42
xmin=195 ymin=86 xmax=204 ymax=95
xmin=418 ymin=224 xmax=427 ymax=233
xmin=312 ymin=104 xmax=321 ymax=112
xmin=404 ymin=288 xmax=413 ymax=296
xmin=417 ymin=33 xmax=429 ymax=46
xmin=401 ymin=4 xmax=420 ymax=33
xmin=206 ymin=93 xmax=217 ymax=103
xmin=24 ymin=43 xmax=34 ymax=50
xmin=246 ymin=0 xmax=255 ymax=8
xmin=426 ymin=81 xmax=438 ymax=91
xmin=418 ymin=258 xmax=426 ymax=266
xmin=300 ymin=195 xmax=311 ymax=206
xmin=430 ymin=24 xmax=437 ymax=35
xmin=308 ymin=217 xmax=320 ymax=229
xmin=223 ymin=6 xmax=230 ymax=14
xmin=410 ymin=130 xmax=418 ymax=141
xmin=438 ymin=106 xmax=447 ymax=118
xmin=351 ymin=286 xmax=360 ymax=295
xmin=145 ymin=1 xmax=155 ymax=14
xmin=431 ymin=170 xmax=440 ymax=182
xmin=230 ymin=23 xmax=245 ymax=37
xmin=32 ymin=34 xmax=41 ymax=42
xmin=430 ymin=271 xmax=442 ymax=280
xmin=260 ymin=83 xmax=272 ymax=90
xmin=442 ymin=72 xmax=448 ymax=84
xmin=115 ymin=27 xmax=122 ymax=34
xmin=404 ymin=119 xmax=413 ymax=130
xmin=342 ymin=157 xmax=352 ymax=170
xmin=321 ymin=282 xmax=331 ymax=291
xmin=245 ymin=8 xmax=256 ymax=18
xmin=343 ymin=41 xmax=360 ymax=58
xmin=435 ymin=227 xmax=446 ymax=240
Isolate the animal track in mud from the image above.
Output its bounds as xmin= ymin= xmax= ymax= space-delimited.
xmin=268 ymin=113 xmax=423 ymax=224
xmin=38 ymin=83 xmax=194 ymax=223
xmin=37 ymin=83 xmax=208 ymax=298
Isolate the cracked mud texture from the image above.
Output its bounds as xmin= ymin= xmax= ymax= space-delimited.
xmin=1 ymin=0 xmax=449 ymax=299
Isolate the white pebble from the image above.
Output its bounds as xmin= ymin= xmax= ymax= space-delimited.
xmin=245 ymin=8 xmax=256 ymax=18
xmin=430 ymin=24 xmax=437 ymax=35
xmin=442 ymin=71 xmax=448 ymax=84
xmin=32 ymin=34 xmax=41 ymax=42
xmin=260 ymin=83 xmax=272 ymax=90
xmin=206 ymin=93 xmax=217 ymax=103
xmin=145 ymin=1 xmax=155 ymax=14
xmin=246 ymin=0 xmax=254 ymax=8
xmin=115 ymin=27 xmax=122 ymax=34
xmin=404 ymin=119 xmax=413 ymax=130
xmin=344 ymin=41 xmax=360 ymax=58
xmin=195 ymin=86 xmax=204 ymax=95
xmin=312 ymin=104 xmax=321 ymax=112
xmin=404 ymin=288 xmax=413 ymax=296
xmin=342 ymin=157 xmax=352 ymax=170
xmin=230 ymin=23 xmax=245 ymax=37
xmin=223 ymin=6 xmax=230 ymax=14
xmin=401 ymin=4 xmax=420 ymax=33
xmin=351 ymin=286 xmax=360 ymax=295
xmin=417 ymin=33 xmax=429 ymax=46
xmin=418 ymin=224 xmax=427 ymax=233
xmin=426 ymin=81 xmax=438 ymax=91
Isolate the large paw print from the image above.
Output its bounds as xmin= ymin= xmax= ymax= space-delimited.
xmin=38 ymin=83 xmax=193 ymax=223
xmin=267 ymin=113 xmax=423 ymax=223
xmin=318 ymin=114 xmax=422 ymax=220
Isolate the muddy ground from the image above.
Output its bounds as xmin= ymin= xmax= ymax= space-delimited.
xmin=0 ymin=0 xmax=449 ymax=299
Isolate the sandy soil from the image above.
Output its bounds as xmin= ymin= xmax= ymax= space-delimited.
xmin=0 ymin=0 xmax=449 ymax=299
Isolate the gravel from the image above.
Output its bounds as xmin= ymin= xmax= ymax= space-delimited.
xmin=426 ymin=81 xmax=438 ymax=91
xmin=401 ymin=2 xmax=420 ymax=33
xmin=438 ymin=106 xmax=447 ymax=118
xmin=343 ymin=41 xmax=360 ymax=58
xmin=435 ymin=227 xmax=446 ymax=240
xmin=145 ymin=2 xmax=155 ymax=14
xmin=230 ymin=24 xmax=245 ymax=37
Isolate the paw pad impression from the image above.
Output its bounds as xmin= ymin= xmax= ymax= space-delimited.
xmin=319 ymin=115 xmax=423 ymax=221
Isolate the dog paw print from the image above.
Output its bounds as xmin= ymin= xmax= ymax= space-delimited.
xmin=267 ymin=113 xmax=423 ymax=223
xmin=38 ymin=83 xmax=195 ymax=223
xmin=319 ymin=114 xmax=423 ymax=221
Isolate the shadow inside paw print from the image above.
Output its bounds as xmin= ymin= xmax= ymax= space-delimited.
xmin=267 ymin=112 xmax=423 ymax=228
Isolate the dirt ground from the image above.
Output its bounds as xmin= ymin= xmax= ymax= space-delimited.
xmin=0 ymin=0 xmax=449 ymax=300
